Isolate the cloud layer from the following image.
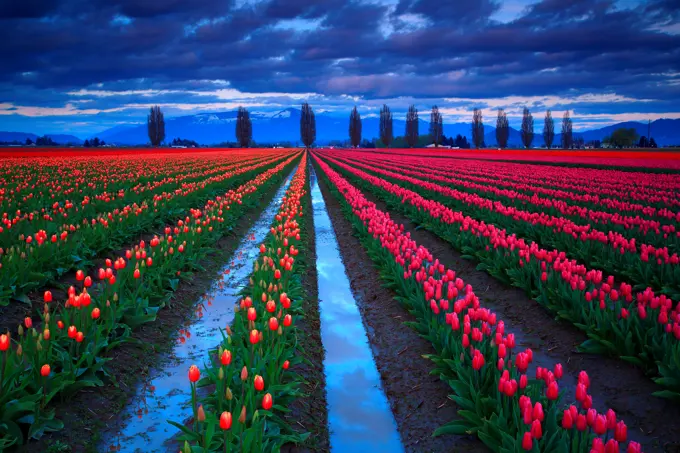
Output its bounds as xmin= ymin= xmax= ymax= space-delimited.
xmin=0 ymin=0 xmax=678 ymax=135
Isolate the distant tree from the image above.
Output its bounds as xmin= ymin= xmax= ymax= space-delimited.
xmin=543 ymin=110 xmax=555 ymax=149
xmin=349 ymin=106 xmax=362 ymax=148
xmin=236 ymin=106 xmax=253 ymax=148
xmin=429 ymin=105 xmax=443 ymax=147
xmin=405 ymin=104 xmax=419 ymax=148
xmin=454 ymin=134 xmax=470 ymax=149
xmin=92 ymin=137 xmax=101 ymax=147
xmin=25 ymin=138 xmax=33 ymax=145
xmin=472 ymin=108 xmax=484 ymax=149
xmin=520 ymin=107 xmax=534 ymax=149
xmin=380 ymin=104 xmax=393 ymax=149
xmin=638 ymin=136 xmax=648 ymax=148
xmin=586 ymin=139 xmax=601 ymax=148
xmin=147 ymin=105 xmax=165 ymax=147
xmin=649 ymin=137 xmax=658 ymax=148
xmin=574 ymin=135 xmax=585 ymax=149
xmin=100 ymin=140 xmax=106 ymax=146
xmin=495 ymin=109 xmax=509 ymax=148
xmin=605 ymin=128 xmax=639 ymax=148
xmin=561 ymin=111 xmax=573 ymax=149
xmin=83 ymin=139 xmax=90 ymax=148
xmin=300 ymin=102 xmax=316 ymax=149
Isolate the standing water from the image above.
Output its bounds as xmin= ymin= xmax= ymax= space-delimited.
xmin=103 ymin=168 xmax=297 ymax=453
xmin=310 ymin=165 xmax=404 ymax=452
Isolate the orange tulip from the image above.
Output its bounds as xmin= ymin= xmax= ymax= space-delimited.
xmin=40 ymin=364 xmax=51 ymax=377
xmin=219 ymin=411 xmax=232 ymax=430
xmin=221 ymin=350 xmax=232 ymax=366
xmin=254 ymin=375 xmax=264 ymax=391
xmin=91 ymin=308 xmax=100 ymax=320
xmin=262 ymin=393 xmax=273 ymax=410
xmin=188 ymin=365 xmax=200 ymax=383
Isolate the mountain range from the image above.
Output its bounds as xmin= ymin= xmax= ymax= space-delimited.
xmin=2 ymin=109 xmax=678 ymax=146
xmin=0 ymin=131 xmax=83 ymax=145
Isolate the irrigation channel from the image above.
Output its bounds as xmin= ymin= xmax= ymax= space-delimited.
xmin=310 ymin=165 xmax=404 ymax=452
xmin=102 ymin=168 xmax=297 ymax=453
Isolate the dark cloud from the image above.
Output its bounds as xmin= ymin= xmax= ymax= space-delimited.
xmin=0 ymin=0 xmax=678 ymax=114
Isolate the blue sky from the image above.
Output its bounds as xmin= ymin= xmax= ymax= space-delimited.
xmin=0 ymin=0 xmax=678 ymax=137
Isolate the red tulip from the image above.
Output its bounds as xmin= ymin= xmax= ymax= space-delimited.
xmin=219 ymin=411 xmax=232 ymax=430
xmin=576 ymin=414 xmax=587 ymax=431
xmin=546 ymin=381 xmax=559 ymax=400
xmin=40 ymin=364 xmax=51 ymax=377
xmin=266 ymin=300 xmax=276 ymax=313
xmin=282 ymin=360 xmax=290 ymax=369
xmin=188 ymin=365 xmax=200 ymax=383
xmin=605 ymin=439 xmax=619 ymax=453
xmin=283 ymin=314 xmax=292 ymax=327
xmin=44 ymin=291 xmax=52 ymax=303
xmin=594 ymin=414 xmax=607 ymax=435
xmin=249 ymin=329 xmax=259 ymax=344
xmin=262 ymin=393 xmax=273 ymax=410
xmin=554 ymin=363 xmax=563 ymax=379
xmin=519 ymin=374 xmax=527 ymax=389
xmin=606 ymin=409 xmax=616 ymax=430
xmin=274 ymin=269 xmax=281 ymax=279
xmin=221 ymin=350 xmax=232 ymax=366
xmin=254 ymin=375 xmax=264 ymax=391
xmin=562 ymin=409 xmax=573 ymax=429
xmin=75 ymin=331 xmax=84 ymax=342
xmin=24 ymin=317 xmax=33 ymax=329
xmin=84 ymin=276 xmax=92 ymax=287
xmin=91 ymin=308 xmax=100 ymax=319
xmin=522 ymin=432 xmax=533 ymax=451
xmin=0 ymin=334 xmax=9 ymax=351
xmin=530 ymin=419 xmax=542 ymax=439
xmin=269 ymin=317 xmax=279 ymax=331
xmin=133 ymin=269 xmax=141 ymax=279
xmin=533 ymin=402 xmax=544 ymax=422
xmin=247 ymin=307 xmax=257 ymax=321
xmin=76 ymin=269 xmax=85 ymax=281
xmin=615 ymin=420 xmax=627 ymax=442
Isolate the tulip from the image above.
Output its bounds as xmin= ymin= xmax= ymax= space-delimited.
xmin=133 ymin=269 xmax=141 ymax=279
xmin=249 ymin=329 xmax=259 ymax=344
xmin=91 ymin=308 xmax=100 ymax=320
xmin=283 ymin=360 xmax=290 ymax=370
xmin=554 ymin=363 xmax=563 ymax=379
xmin=605 ymin=439 xmax=619 ymax=453
xmin=576 ymin=414 xmax=587 ymax=431
xmin=594 ymin=414 xmax=607 ymax=435
xmin=188 ymin=365 xmax=200 ymax=383
xmin=262 ymin=393 xmax=273 ymax=410
xmin=254 ymin=375 xmax=264 ymax=391
xmin=283 ymin=314 xmax=292 ymax=327
xmin=40 ymin=364 xmax=51 ymax=377
xmin=76 ymin=331 xmax=84 ymax=342
xmin=606 ymin=409 xmax=616 ymax=430
xmin=197 ymin=405 xmax=206 ymax=422
xmin=241 ymin=366 xmax=248 ymax=381
xmin=0 ymin=334 xmax=10 ymax=352
xmin=84 ymin=276 xmax=92 ymax=287
xmin=533 ymin=402 xmax=544 ymax=422
xmin=530 ymin=419 xmax=542 ymax=440
xmin=76 ymin=269 xmax=85 ymax=281
xmin=615 ymin=420 xmax=627 ymax=442
xmin=519 ymin=374 xmax=527 ymax=389
xmin=219 ymin=411 xmax=232 ymax=430
xmin=269 ymin=317 xmax=279 ymax=331
xmin=274 ymin=269 xmax=281 ymax=279
xmin=44 ymin=291 xmax=52 ymax=303
xmin=562 ymin=409 xmax=573 ymax=429
xmin=25 ymin=317 xmax=33 ymax=329
xmin=239 ymin=405 xmax=246 ymax=424
xmin=546 ymin=381 xmax=559 ymax=400
xmin=221 ymin=350 xmax=232 ymax=366
xmin=522 ymin=432 xmax=533 ymax=451
xmin=627 ymin=441 xmax=641 ymax=453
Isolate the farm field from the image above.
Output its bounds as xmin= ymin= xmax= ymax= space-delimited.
xmin=1 ymin=147 xmax=680 ymax=453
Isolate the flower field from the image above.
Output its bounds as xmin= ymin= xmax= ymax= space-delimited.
xmin=1 ymin=147 xmax=679 ymax=452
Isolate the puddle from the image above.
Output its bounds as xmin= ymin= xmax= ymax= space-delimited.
xmin=102 ymin=167 xmax=297 ymax=453
xmin=310 ymin=165 xmax=404 ymax=453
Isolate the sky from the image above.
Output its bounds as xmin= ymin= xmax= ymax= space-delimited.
xmin=0 ymin=0 xmax=679 ymax=137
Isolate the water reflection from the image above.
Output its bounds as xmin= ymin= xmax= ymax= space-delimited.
xmin=103 ymin=168 xmax=297 ymax=453
xmin=310 ymin=165 xmax=404 ymax=453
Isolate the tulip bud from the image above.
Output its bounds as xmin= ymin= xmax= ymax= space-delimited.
xmin=218 ymin=368 xmax=224 ymax=380
xmin=226 ymin=387 xmax=233 ymax=400
xmin=239 ymin=405 xmax=246 ymax=424
xmin=197 ymin=405 xmax=206 ymax=422
xmin=241 ymin=366 xmax=248 ymax=381
xmin=183 ymin=441 xmax=191 ymax=453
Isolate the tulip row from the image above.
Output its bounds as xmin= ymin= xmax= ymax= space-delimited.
xmin=316 ymin=153 xmax=680 ymax=399
xmin=312 ymin=153 xmax=644 ymax=453
xmin=0 ymin=152 xmax=294 ymax=305
xmin=173 ymin=154 xmax=310 ymax=452
xmin=0 ymin=154 xmax=301 ymax=448
xmin=352 ymin=152 xmax=679 ymax=239
xmin=0 ymin=152 xmax=277 ymax=244
xmin=384 ymin=149 xmax=680 ymax=207
xmin=322 ymin=151 xmax=680 ymax=300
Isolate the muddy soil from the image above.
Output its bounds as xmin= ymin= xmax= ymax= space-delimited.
xmin=20 ymin=174 xmax=297 ymax=453
xmin=315 ymin=161 xmax=488 ymax=453
xmin=317 ymin=159 xmax=680 ymax=453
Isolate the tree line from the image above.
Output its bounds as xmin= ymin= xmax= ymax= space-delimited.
xmin=144 ymin=104 xmax=659 ymax=150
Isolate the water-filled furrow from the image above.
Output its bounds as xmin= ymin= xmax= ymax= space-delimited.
xmin=310 ymin=164 xmax=404 ymax=453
